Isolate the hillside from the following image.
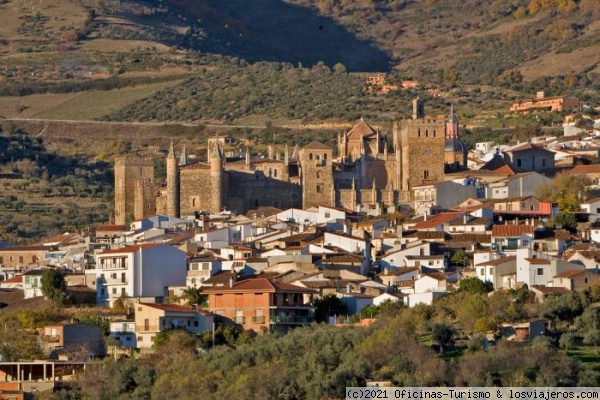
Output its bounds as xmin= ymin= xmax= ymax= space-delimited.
xmin=0 ymin=0 xmax=599 ymax=124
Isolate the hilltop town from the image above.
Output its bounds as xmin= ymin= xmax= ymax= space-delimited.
xmin=1 ymin=0 xmax=600 ymax=396
xmin=1 ymin=94 xmax=600 ymax=396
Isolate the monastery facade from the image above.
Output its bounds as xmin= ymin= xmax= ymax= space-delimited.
xmin=114 ymin=100 xmax=467 ymax=224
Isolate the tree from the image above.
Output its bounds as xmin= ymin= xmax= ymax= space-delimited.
xmin=313 ymin=294 xmax=348 ymax=323
xmin=41 ymin=269 xmax=67 ymax=306
xmin=535 ymin=173 xmax=591 ymax=212
xmin=559 ymin=332 xmax=576 ymax=351
xmin=431 ymin=321 xmax=456 ymax=354
xmin=181 ymin=286 xmax=206 ymax=307
xmin=459 ymin=277 xmax=493 ymax=294
xmin=550 ymin=213 xmax=578 ymax=232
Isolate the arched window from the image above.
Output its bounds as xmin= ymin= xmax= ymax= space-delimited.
xmin=418 ymin=129 xmax=421 ymax=137
xmin=433 ymin=130 xmax=436 ymax=137
xmin=274 ymin=169 xmax=278 ymax=178
xmin=316 ymin=154 xmax=320 ymax=160
xmin=324 ymin=153 xmax=327 ymax=160
xmin=425 ymin=130 xmax=429 ymax=137
xmin=317 ymin=171 xmax=322 ymax=179
xmin=309 ymin=153 xmax=313 ymax=160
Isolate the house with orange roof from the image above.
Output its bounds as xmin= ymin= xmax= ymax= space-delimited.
xmin=567 ymin=164 xmax=600 ymax=188
xmin=93 ymin=243 xmax=187 ymax=307
xmin=474 ymin=256 xmax=517 ymax=290
xmin=551 ymin=269 xmax=600 ymax=292
xmin=134 ymin=302 xmax=214 ymax=348
xmin=204 ymin=278 xmax=316 ymax=334
xmin=509 ymin=92 xmax=579 ymax=114
xmin=491 ymin=224 xmax=535 ymax=252
xmin=0 ymin=245 xmax=51 ymax=269
xmin=377 ymin=266 xmax=420 ymax=288
xmin=411 ymin=211 xmax=465 ymax=232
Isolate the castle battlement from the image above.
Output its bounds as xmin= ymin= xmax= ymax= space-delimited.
xmin=115 ymin=157 xmax=154 ymax=167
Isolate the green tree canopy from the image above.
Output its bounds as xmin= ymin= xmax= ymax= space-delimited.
xmin=41 ymin=268 xmax=67 ymax=306
xmin=313 ymin=293 xmax=348 ymax=323
xmin=458 ymin=277 xmax=494 ymax=294
xmin=535 ymin=172 xmax=591 ymax=212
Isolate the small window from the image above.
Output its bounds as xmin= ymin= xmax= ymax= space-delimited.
xmin=138 ymin=336 xmax=143 ymax=342
xmin=537 ymin=268 xmax=543 ymax=275
xmin=309 ymin=153 xmax=313 ymax=160
xmin=423 ymin=170 xmax=429 ymax=180
xmin=517 ymin=159 xmax=522 ymax=167
xmin=542 ymin=159 xmax=546 ymax=167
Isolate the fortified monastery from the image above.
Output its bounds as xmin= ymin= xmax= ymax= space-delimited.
xmin=114 ymin=100 xmax=467 ymax=224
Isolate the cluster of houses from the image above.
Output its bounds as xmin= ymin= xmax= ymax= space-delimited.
xmin=3 ymin=123 xmax=600 ymax=361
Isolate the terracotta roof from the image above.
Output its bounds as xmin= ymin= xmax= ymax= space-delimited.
xmin=140 ymin=302 xmax=211 ymax=314
xmin=554 ymin=269 xmax=587 ymax=278
xmin=0 ymin=246 xmax=48 ymax=252
xmin=532 ymin=285 xmax=571 ymax=295
xmin=491 ymin=225 xmax=534 ymax=237
xmin=2 ymin=276 xmax=23 ymax=283
xmin=479 ymin=153 xmax=517 ymax=175
xmin=423 ymin=271 xmax=447 ymax=281
xmin=302 ymin=141 xmax=332 ymax=150
xmin=96 ymin=225 xmax=127 ymax=232
xmin=379 ymin=267 xmax=419 ymax=276
xmin=323 ymin=254 xmax=363 ymax=263
xmin=447 ymin=233 xmax=491 ymax=244
xmin=245 ymin=206 xmax=282 ymax=219
xmin=41 ymin=232 xmax=81 ymax=245
xmin=448 ymin=217 xmax=490 ymax=226
xmin=568 ymin=165 xmax=600 ymax=174
xmin=203 ymin=278 xmax=316 ymax=293
xmin=524 ymin=258 xmax=551 ymax=264
xmin=346 ymin=119 xmax=377 ymax=138
xmin=508 ymin=142 xmax=554 ymax=154
xmin=99 ymin=243 xmax=161 ymax=255
xmin=412 ymin=212 xmax=464 ymax=230
xmin=475 ymin=256 xmax=516 ymax=267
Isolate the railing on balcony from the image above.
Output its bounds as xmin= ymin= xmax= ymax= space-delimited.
xmin=252 ymin=316 xmax=265 ymax=324
xmin=270 ymin=315 xmax=312 ymax=324
xmin=234 ymin=316 xmax=245 ymax=324
xmin=43 ymin=335 xmax=61 ymax=343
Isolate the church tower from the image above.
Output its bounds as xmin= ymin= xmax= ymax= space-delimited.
xmin=166 ymin=141 xmax=180 ymax=218
xmin=210 ymin=141 xmax=224 ymax=213
xmin=444 ymin=104 xmax=468 ymax=172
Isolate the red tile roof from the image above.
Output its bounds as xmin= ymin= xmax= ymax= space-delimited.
xmin=412 ymin=212 xmax=463 ymax=230
xmin=96 ymin=225 xmax=127 ymax=232
xmin=203 ymin=278 xmax=316 ymax=293
xmin=99 ymin=243 xmax=161 ymax=255
xmin=140 ymin=302 xmax=211 ymax=314
xmin=475 ymin=256 xmax=516 ymax=267
xmin=568 ymin=165 xmax=600 ymax=174
xmin=491 ymin=225 xmax=534 ymax=237
xmin=553 ymin=269 xmax=586 ymax=278
xmin=524 ymin=258 xmax=551 ymax=264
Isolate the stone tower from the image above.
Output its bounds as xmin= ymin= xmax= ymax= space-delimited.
xmin=394 ymin=98 xmax=445 ymax=194
xmin=114 ymin=156 xmax=155 ymax=224
xmin=210 ymin=141 xmax=224 ymax=213
xmin=166 ymin=141 xmax=180 ymax=218
xmin=299 ymin=141 xmax=334 ymax=209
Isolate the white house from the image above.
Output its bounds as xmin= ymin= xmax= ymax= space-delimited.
xmin=414 ymin=272 xmax=448 ymax=294
xmin=109 ymin=321 xmax=137 ymax=348
xmin=515 ymin=248 xmax=584 ymax=288
xmin=94 ymin=243 xmax=187 ymax=307
xmin=381 ymin=241 xmax=432 ymax=269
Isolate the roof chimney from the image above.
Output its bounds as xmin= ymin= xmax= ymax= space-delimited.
xmin=423 ymin=211 xmax=428 ymax=221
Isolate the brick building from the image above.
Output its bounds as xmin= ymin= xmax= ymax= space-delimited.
xmin=204 ymin=278 xmax=316 ymax=334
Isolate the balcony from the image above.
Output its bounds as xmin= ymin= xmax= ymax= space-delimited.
xmin=270 ymin=315 xmax=312 ymax=324
xmin=234 ymin=316 xmax=245 ymax=324
xmin=43 ymin=335 xmax=61 ymax=343
xmin=251 ymin=316 xmax=265 ymax=324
